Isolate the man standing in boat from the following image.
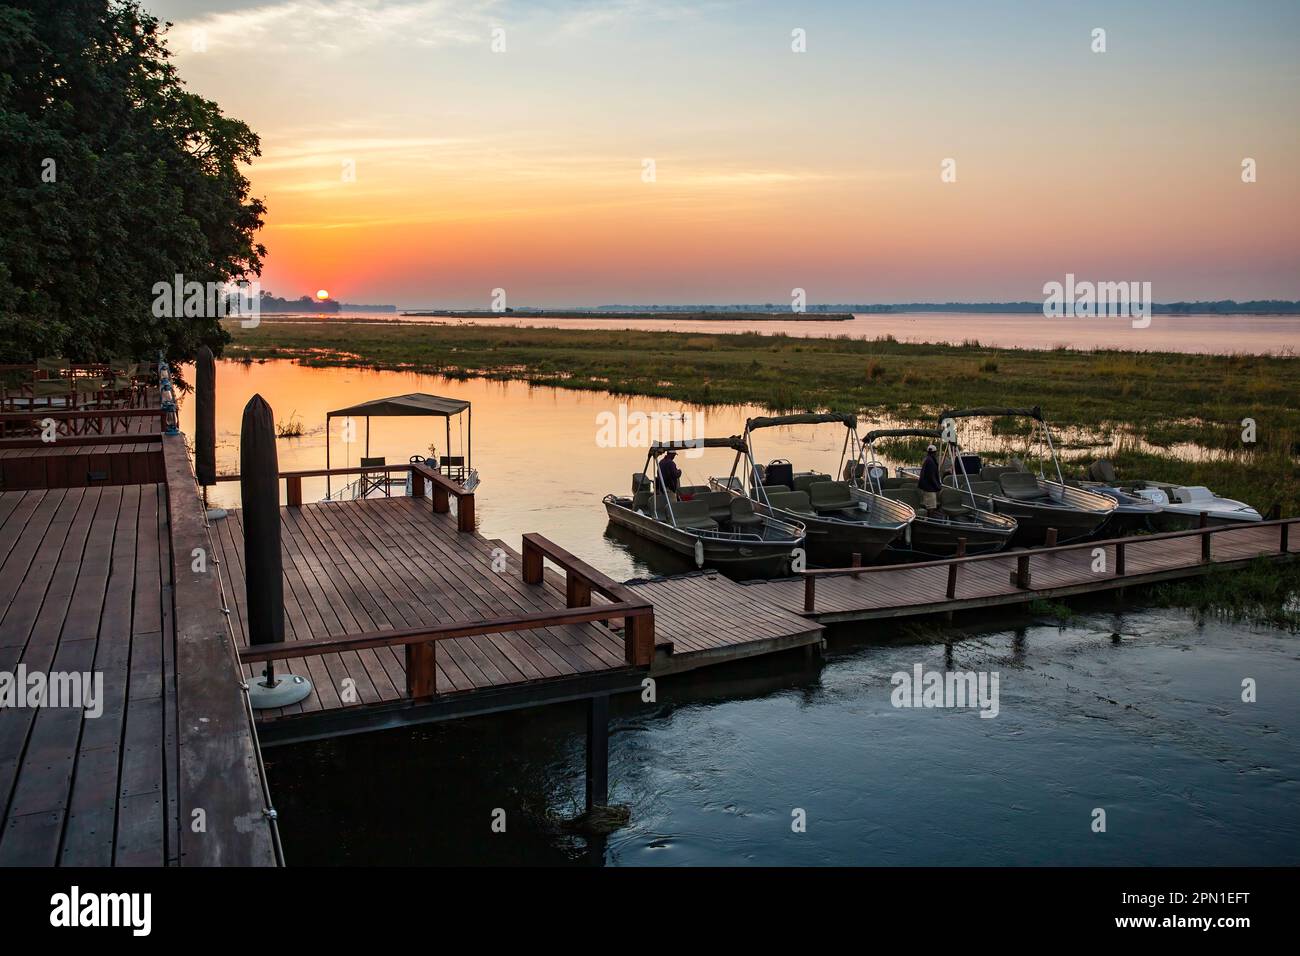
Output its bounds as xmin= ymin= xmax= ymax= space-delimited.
xmin=918 ymin=443 xmax=942 ymax=513
xmin=658 ymin=450 xmax=682 ymax=501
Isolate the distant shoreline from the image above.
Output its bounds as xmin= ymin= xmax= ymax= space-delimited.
xmin=399 ymin=310 xmax=854 ymax=322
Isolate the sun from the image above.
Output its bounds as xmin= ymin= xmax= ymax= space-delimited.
xmin=315 ymin=288 xmax=330 ymax=301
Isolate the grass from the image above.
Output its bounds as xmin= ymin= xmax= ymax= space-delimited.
xmin=275 ymin=410 xmax=304 ymax=438
xmin=1147 ymin=558 xmax=1300 ymax=631
xmin=224 ymin=319 xmax=1300 ymax=512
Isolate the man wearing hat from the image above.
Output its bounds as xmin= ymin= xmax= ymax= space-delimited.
xmin=917 ymin=443 xmax=942 ymax=513
xmin=658 ymin=449 xmax=682 ymax=501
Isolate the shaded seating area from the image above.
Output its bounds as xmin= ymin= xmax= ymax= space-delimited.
xmin=0 ymin=357 xmax=149 ymax=412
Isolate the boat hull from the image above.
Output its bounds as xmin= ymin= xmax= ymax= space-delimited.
xmin=602 ymin=497 xmax=801 ymax=577
xmin=888 ymin=512 xmax=1016 ymax=558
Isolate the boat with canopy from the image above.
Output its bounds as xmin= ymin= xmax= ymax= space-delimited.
xmin=705 ymin=413 xmax=913 ymax=564
xmin=603 ymin=436 xmax=806 ymax=577
xmin=323 ymin=392 xmax=478 ymax=500
xmin=935 ymin=406 xmax=1117 ymax=545
xmin=856 ymin=427 xmax=1017 ymax=557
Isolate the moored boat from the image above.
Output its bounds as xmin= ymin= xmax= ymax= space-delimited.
xmin=603 ymin=437 xmax=806 ymax=577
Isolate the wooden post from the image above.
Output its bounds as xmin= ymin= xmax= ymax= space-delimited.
xmin=1044 ymin=527 xmax=1058 ymax=548
xmin=457 ymin=492 xmax=475 ymax=532
xmin=804 ymin=574 xmax=816 ymax=613
xmin=586 ymin=695 xmax=610 ymax=811
xmin=285 ymin=474 xmax=302 ymax=508
xmin=522 ymin=537 xmax=544 ymax=585
xmin=432 ymin=485 xmax=450 ymax=514
xmin=1282 ymin=521 xmax=1290 ymax=555
xmin=625 ymin=611 xmax=655 ymax=666
xmin=946 ymin=538 xmax=966 ymax=599
xmin=1115 ymin=540 xmax=1126 ymax=576
xmin=1011 ymin=553 xmax=1031 ymax=589
xmin=851 ymin=553 xmax=862 ymax=579
xmin=411 ymin=468 xmax=425 ymax=499
xmin=1200 ymin=511 xmax=1211 ymax=562
xmin=566 ymin=570 xmax=592 ymax=608
xmin=406 ymin=641 xmax=437 ymax=698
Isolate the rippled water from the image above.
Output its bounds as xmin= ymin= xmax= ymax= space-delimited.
xmin=267 ymin=607 xmax=1300 ymax=865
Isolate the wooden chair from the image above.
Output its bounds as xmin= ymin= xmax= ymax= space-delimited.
xmin=359 ymin=456 xmax=388 ymax=498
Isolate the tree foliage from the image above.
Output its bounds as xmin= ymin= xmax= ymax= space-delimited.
xmin=0 ymin=0 xmax=265 ymax=362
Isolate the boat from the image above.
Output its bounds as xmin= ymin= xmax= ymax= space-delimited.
xmin=705 ymin=413 xmax=913 ymax=565
xmin=855 ymin=427 xmax=1017 ymax=557
xmin=602 ymin=437 xmax=806 ymax=577
xmin=1078 ymin=459 xmax=1262 ymax=530
xmin=937 ymin=406 xmax=1118 ymax=546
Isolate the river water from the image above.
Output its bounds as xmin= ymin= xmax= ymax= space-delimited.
xmin=289 ymin=311 xmax=1300 ymax=356
xmin=180 ymin=360 xmax=1300 ymax=865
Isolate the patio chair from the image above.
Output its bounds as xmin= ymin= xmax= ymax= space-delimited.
xmin=359 ymin=456 xmax=388 ymax=497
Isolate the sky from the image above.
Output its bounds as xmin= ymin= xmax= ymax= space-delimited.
xmin=150 ymin=0 xmax=1300 ymax=308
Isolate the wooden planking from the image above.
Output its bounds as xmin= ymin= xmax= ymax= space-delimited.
xmin=206 ymin=496 xmax=637 ymax=729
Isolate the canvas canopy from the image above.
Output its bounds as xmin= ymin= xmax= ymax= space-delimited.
xmin=745 ymin=412 xmax=857 ymax=432
xmin=327 ymin=393 xmax=470 ymax=419
xmin=649 ymin=436 xmax=748 ymax=453
xmin=863 ymin=427 xmax=941 ymax=444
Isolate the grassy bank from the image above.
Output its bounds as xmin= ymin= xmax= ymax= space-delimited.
xmin=224 ymin=319 xmax=1300 ymax=512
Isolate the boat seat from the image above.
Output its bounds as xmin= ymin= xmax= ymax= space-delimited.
xmin=632 ymin=490 xmax=670 ymax=515
xmin=764 ymin=462 xmax=794 ymax=487
xmin=879 ymin=476 xmax=918 ymax=489
xmin=762 ymin=484 xmax=791 ymax=495
xmin=980 ymin=465 xmax=1018 ymax=483
xmin=701 ymin=491 xmax=736 ymax=521
xmin=809 ymin=480 xmax=856 ymax=513
xmin=668 ymin=498 xmax=719 ymax=530
xmin=938 ymin=486 xmax=977 ymax=517
xmin=792 ymin=473 xmax=832 ymax=493
xmin=884 ymin=486 xmax=928 ymax=516
xmin=631 ymin=473 xmax=652 ymax=494
xmin=999 ymin=472 xmax=1050 ymax=501
xmin=728 ymin=496 xmax=764 ymax=528
xmin=766 ymin=490 xmax=816 ymax=516
xmin=678 ymin=484 xmax=711 ymax=498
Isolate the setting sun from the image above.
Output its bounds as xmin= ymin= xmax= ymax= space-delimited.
xmin=315 ymin=288 xmax=329 ymax=300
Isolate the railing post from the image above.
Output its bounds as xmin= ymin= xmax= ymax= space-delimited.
xmin=851 ymin=553 xmax=862 ymax=579
xmin=406 ymin=641 xmax=437 ymax=698
xmin=1115 ymin=540 xmax=1126 ymax=576
xmin=1011 ymin=553 xmax=1031 ymax=589
xmin=1044 ymin=527 xmax=1058 ymax=548
xmin=804 ymin=574 xmax=816 ymax=613
xmin=946 ymin=538 xmax=966 ymax=599
xmin=522 ymin=536 xmax=543 ymax=585
xmin=285 ymin=474 xmax=302 ymax=508
xmin=1200 ymin=511 xmax=1211 ymax=562
xmin=411 ymin=467 xmax=425 ymax=499
xmin=432 ymin=485 xmax=450 ymax=514
xmin=1282 ymin=521 xmax=1290 ymax=555
xmin=566 ymin=570 xmax=592 ymax=608
xmin=457 ymin=492 xmax=475 ymax=532
xmin=625 ymin=610 xmax=655 ymax=666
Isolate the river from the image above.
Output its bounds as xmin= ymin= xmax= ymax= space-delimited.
xmin=179 ymin=360 xmax=1300 ymax=865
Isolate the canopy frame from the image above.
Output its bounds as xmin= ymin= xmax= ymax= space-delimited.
xmin=324 ymin=393 xmax=472 ymax=497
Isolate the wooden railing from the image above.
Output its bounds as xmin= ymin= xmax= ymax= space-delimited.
xmin=0 ymin=406 xmax=164 ymax=439
xmin=214 ymin=462 xmax=476 ymax=529
xmin=237 ymin=533 xmax=654 ymax=700
xmin=800 ymin=515 xmax=1299 ymax=613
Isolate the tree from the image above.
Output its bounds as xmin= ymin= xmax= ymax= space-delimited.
xmin=0 ymin=0 xmax=265 ymax=362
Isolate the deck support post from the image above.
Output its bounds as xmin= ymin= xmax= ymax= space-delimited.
xmin=946 ymin=539 xmax=966 ymax=599
xmin=1200 ymin=511 xmax=1211 ymax=562
xmin=285 ymin=474 xmax=302 ymax=508
xmin=406 ymin=641 xmax=437 ymax=698
xmin=851 ymin=553 xmax=862 ymax=579
xmin=1011 ymin=553 xmax=1031 ymax=589
xmin=457 ymin=493 xmax=474 ymax=532
xmin=411 ymin=468 xmax=425 ymax=499
xmin=624 ymin=611 xmax=654 ymax=666
xmin=432 ymin=485 xmax=450 ymax=514
xmin=522 ymin=537 xmax=543 ymax=585
xmin=803 ymin=574 xmax=816 ymax=613
xmin=1044 ymin=527 xmax=1058 ymax=548
xmin=585 ymin=695 xmax=610 ymax=811
xmin=1283 ymin=522 xmax=1290 ymax=555
xmin=1115 ymin=541 xmax=1126 ymax=576
xmin=566 ymin=571 xmax=592 ymax=608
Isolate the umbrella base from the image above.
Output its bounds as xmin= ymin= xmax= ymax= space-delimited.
xmin=248 ymin=672 xmax=312 ymax=709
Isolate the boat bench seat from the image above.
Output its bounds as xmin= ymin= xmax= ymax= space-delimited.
xmin=670 ymin=498 xmax=719 ymax=530
xmin=999 ymin=472 xmax=1050 ymax=501
xmin=878 ymin=476 xmax=918 ymax=489
xmin=762 ymin=484 xmax=791 ymax=495
xmin=809 ymin=480 xmax=857 ymax=513
xmin=792 ymin=473 xmax=833 ymax=493
xmin=884 ymin=486 xmax=929 ymax=516
xmin=981 ymin=465 xmax=1020 ymax=483
xmin=938 ymin=487 xmax=977 ymax=517
xmin=632 ymin=490 xmax=671 ymax=514
xmin=729 ymin=496 xmax=764 ymax=529
xmin=766 ymin=490 xmax=816 ymax=516
xmin=699 ymin=491 xmax=736 ymax=521
xmin=678 ymin=484 xmax=711 ymax=497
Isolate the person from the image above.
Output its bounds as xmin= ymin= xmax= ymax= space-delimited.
xmin=918 ymin=443 xmax=942 ymax=512
xmin=658 ymin=450 xmax=682 ymax=500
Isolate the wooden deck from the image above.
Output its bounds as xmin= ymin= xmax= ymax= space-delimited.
xmin=0 ymin=483 xmax=179 ymax=864
xmin=746 ymin=520 xmax=1299 ymax=624
xmin=209 ymin=496 xmax=648 ymax=743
